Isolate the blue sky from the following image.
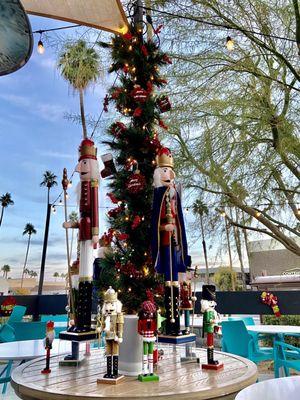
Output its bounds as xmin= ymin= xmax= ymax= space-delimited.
xmin=0 ymin=15 xmax=238 ymax=281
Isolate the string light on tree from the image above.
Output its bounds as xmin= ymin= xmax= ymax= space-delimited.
xmin=255 ymin=211 xmax=262 ymax=217
xmin=226 ymin=36 xmax=234 ymax=51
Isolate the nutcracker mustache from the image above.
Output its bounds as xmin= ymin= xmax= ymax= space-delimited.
xmin=81 ymin=172 xmax=88 ymax=175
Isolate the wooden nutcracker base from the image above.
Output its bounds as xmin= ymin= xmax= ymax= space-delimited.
xmin=59 ymin=330 xmax=97 ymax=342
xmin=202 ymin=362 xmax=224 ymax=371
xmin=97 ymin=375 xmax=125 ymax=385
xmin=158 ymin=333 xmax=196 ymax=344
xmin=138 ymin=374 xmax=159 ymax=382
xmin=59 ymin=356 xmax=85 ymax=367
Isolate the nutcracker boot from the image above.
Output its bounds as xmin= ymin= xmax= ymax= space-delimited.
xmin=104 ymin=355 xmax=113 ymax=378
xmin=172 ymin=284 xmax=181 ymax=336
xmin=75 ymin=281 xmax=92 ymax=333
xmin=112 ymin=355 xmax=119 ymax=378
xmin=164 ymin=284 xmax=172 ymax=335
xmin=207 ymin=347 xmax=218 ymax=365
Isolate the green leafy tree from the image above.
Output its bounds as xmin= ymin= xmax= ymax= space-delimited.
xmin=213 ymin=266 xmax=237 ymax=291
xmin=39 ymin=171 xmax=57 ymax=295
xmin=58 ymin=40 xmax=101 ymax=139
xmin=152 ymin=0 xmax=300 ymax=255
xmin=1 ymin=264 xmax=10 ymax=279
xmin=0 ymin=193 xmax=14 ymax=227
xmin=21 ymin=223 xmax=37 ymax=287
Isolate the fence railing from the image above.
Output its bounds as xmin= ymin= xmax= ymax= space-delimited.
xmin=1 ymin=290 xmax=299 ymax=316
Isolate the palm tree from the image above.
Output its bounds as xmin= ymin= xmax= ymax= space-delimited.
xmin=192 ymin=199 xmax=210 ymax=284
xmin=1 ymin=264 xmax=11 ymax=279
xmin=39 ymin=171 xmax=57 ymax=295
xmin=21 ymin=223 xmax=37 ymax=287
xmin=58 ymin=40 xmax=100 ymax=139
xmin=53 ymin=272 xmax=59 ymax=281
xmin=0 ymin=193 xmax=14 ymax=227
xmin=30 ymin=270 xmax=38 ymax=278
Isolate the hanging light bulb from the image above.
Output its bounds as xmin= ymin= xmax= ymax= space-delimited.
xmin=59 ymin=198 xmax=62 ymax=204
xmin=226 ymin=36 xmax=234 ymax=51
xmin=220 ymin=210 xmax=226 ymax=217
xmin=255 ymin=211 xmax=261 ymax=217
xmin=68 ymin=180 xmax=72 ymax=188
xmin=52 ymin=205 xmax=56 ymax=214
xmin=37 ymin=33 xmax=45 ymax=55
xmin=65 ymin=193 xmax=69 ymax=199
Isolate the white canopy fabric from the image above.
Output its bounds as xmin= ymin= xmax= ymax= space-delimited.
xmin=21 ymin=0 xmax=128 ymax=34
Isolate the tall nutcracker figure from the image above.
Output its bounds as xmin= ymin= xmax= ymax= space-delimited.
xmin=63 ymin=138 xmax=99 ymax=333
xmin=201 ymin=285 xmax=223 ymax=370
xmin=41 ymin=321 xmax=55 ymax=374
xmin=137 ymin=299 xmax=159 ymax=382
xmin=97 ymin=287 xmax=124 ymax=384
xmin=151 ymin=147 xmax=191 ymax=336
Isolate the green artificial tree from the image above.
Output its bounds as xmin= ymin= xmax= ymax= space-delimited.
xmin=96 ymin=23 xmax=173 ymax=313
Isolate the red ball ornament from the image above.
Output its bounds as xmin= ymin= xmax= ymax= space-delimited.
xmin=131 ymin=215 xmax=142 ymax=229
xmin=127 ymin=170 xmax=146 ymax=194
xmin=157 ymin=95 xmax=171 ymax=113
xmin=109 ymin=122 xmax=127 ymax=138
xmin=133 ymin=107 xmax=143 ymax=117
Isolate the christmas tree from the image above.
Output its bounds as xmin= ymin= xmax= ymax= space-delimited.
xmin=96 ymin=22 xmax=172 ymax=313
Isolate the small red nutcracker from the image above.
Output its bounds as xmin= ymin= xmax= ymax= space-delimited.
xmin=138 ymin=299 xmax=159 ymax=382
xmin=41 ymin=321 xmax=55 ymax=374
xmin=179 ymin=280 xmax=196 ymax=334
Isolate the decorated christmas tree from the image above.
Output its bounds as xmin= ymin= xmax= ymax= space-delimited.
xmin=96 ymin=21 xmax=173 ymax=313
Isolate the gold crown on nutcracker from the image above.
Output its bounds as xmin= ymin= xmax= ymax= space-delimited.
xmin=104 ymin=286 xmax=117 ymax=302
xmin=78 ymin=138 xmax=97 ymax=161
xmin=155 ymin=147 xmax=174 ymax=168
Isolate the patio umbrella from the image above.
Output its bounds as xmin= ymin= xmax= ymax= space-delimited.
xmin=21 ymin=0 xmax=128 ymax=34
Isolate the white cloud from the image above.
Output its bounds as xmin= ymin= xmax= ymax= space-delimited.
xmin=0 ymin=93 xmax=66 ymax=122
xmin=39 ymin=150 xmax=75 ymax=160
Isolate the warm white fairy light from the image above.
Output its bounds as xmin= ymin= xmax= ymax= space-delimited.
xmin=226 ymin=36 xmax=234 ymax=51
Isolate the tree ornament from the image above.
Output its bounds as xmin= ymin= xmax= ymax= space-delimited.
xmin=103 ymin=94 xmax=109 ymax=112
xmin=108 ymin=206 xmax=123 ymax=218
xmin=162 ymin=54 xmax=172 ymax=64
xmin=109 ymin=122 xmax=127 ymax=138
xmin=106 ymin=192 xmax=120 ymax=204
xmin=154 ymin=25 xmax=163 ymax=35
xmin=101 ymin=154 xmax=116 ymax=178
xmin=156 ymin=95 xmax=171 ymax=113
xmin=127 ymin=170 xmax=146 ymax=194
xmin=111 ymin=87 xmax=123 ymax=100
xmin=123 ymin=32 xmax=133 ymax=41
xmin=133 ymin=107 xmax=143 ymax=117
xmin=158 ymin=119 xmax=168 ymax=130
xmin=261 ymin=291 xmax=281 ymax=317
xmin=141 ymin=44 xmax=149 ymax=57
xmin=131 ymin=85 xmax=149 ymax=103
xmin=131 ymin=215 xmax=142 ymax=229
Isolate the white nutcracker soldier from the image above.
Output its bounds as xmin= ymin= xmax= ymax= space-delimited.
xmin=63 ymin=138 xmax=99 ymax=334
xmin=97 ymin=287 xmax=125 ymax=384
xmin=201 ymin=285 xmax=223 ymax=370
xmin=137 ymin=299 xmax=159 ymax=382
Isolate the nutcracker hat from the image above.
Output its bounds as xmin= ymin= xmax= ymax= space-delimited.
xmin=141 ymin=300 xmax=156 ymax=313
xmin=104 ymin=286 xmax=117 ymax=302
xmin=78 ymin=138 xmax=97 ymax=161
xmin=155 ymin=147 xmax=174 ymax=168
xmin=201 ymin=285 xmax=216 ymax=302
xmin=46 ymin=321 xmax=54 ymax=329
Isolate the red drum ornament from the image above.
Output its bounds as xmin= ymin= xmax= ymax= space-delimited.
xmin=157 ymin=95 xmax=171 ymax=113
xmin=131 ymin=85 xmax=149 ymax=103
xmin=127 ymin=170 xmax=146 ymax=194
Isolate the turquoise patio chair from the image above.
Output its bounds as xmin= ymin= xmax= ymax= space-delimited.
xmin=0 ymin=306 xmax=26 ymax=394
xmin=0 ymin=305 xmax=26 ymax=342
xmin=9 ymin=321 xmax=47 ymax=341
xmin=221 ymin=320 xmax=273 ymax=364
xmin=228 ymin=316 xmax=255 ymax=326
xmin=274 ymin=340 xmax=300 ymax=378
